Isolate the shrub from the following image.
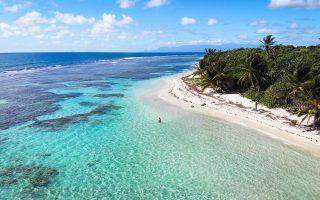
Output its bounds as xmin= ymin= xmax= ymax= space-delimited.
xmin=260 ymin=79 xmax=291 ymax=108
xmin=242 ymin=88 xmax=263 ymax=102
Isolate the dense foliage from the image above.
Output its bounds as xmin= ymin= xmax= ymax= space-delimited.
xmin=194 ymin=35 xmax=320 ymax=128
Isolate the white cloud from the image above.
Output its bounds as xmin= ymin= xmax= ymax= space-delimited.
xmin=0 ymin=22 xmax=36 ymax=37
xmin=208 ymin=18 xmax=217 ymax=26
xmin=52 ymin=27 xmax=73 ymax=39
xmin=290 ymin=22 xmax=299 ymax=29
xmin=117 ymin=0 xmax=135 ymax=8
xmin=117 ymin=32 xmax=128 ymax=39
xmin=0 ymin=11 xmax=47 ymax=38
xmin=91 ymin=13 xmax=133 ymax=36
xmin=269 ymin=0 xmax=320 ymax=8
xmin=54 ymin=12 xmax=95 ymax=25
xmin=4 ymin=5 xmax=19 ymax=12
xmin=238 ymin=35 xmax=249 ymax=40
xmin=250 ymin=20 xmax=269 ymax=27
xmin=141 ymin=30 xmax=164 ymax=36
xmin=44 ymin=24 xmax=73 ymax=38
xmin=181 ymin=17 xmax=196 ymax=25
xmin=15 ymin=11 xmax=47 ymax=26
xmin=257 ymin=28 xmax=279 ymax=34
xmin=4 ymin=4 xmax=25 ymax=12
xmin=2 ymin=2 xmax=30 ymax=13
xmin=0 ymin=21 xmax=45 ymax=38
xmin=136 ymin=30 xmax=164 ymax=40
xmin=0 ymin=11 xmax=73 ymax=39
xmin=146 ymin=0 xmax=168 ymax=8
xmin=118 ymin=15 xmax=133 ymax=26
xmin=0 ymin=11 xmax=133 ymax=40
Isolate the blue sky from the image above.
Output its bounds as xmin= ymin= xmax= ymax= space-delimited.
xmin=0 ymin=0 xmax=319 ymax=52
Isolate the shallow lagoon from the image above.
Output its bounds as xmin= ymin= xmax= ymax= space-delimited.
xmin=0 ymin=54 xmax=320 ymax=199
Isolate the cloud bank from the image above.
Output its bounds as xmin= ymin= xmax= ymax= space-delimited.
xmin=269 ymin=0 xmax=320 ymax=8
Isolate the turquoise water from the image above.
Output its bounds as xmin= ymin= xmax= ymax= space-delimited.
xmin=0 ymin=55 xmax=320 ymax=199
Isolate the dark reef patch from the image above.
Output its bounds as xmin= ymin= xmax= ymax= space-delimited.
xmin=30 ymin=104 xmax=122 ymax=131
xmin=0 ymin=89 xmax=83 ymax=130
xmin=37 ymin=153 xmax=52 ymax=158
xmin=30 ymin=168 xmax=59 ymax=187
xmin=0 ymin=137 xmax=9 ymax=146
xmin=71 ymin=81 xmax=115 ymax=89
xmin=90 ymin=120 xmax=104 ymax=126
xmin=79 ymin=101 xmax=96 ymax=107
xmin=94 ymin=93 xmax=124 ymax=99
xmin=57 ymin=92 xmax=83 ymax=99
xmin=0 ymin=165 xmax=59 ymax=188
xmin=0 ymin=178 xmax=18 ymax=186
xmin=87 ymin=159 xmax=100 ymax=167
xmin=98 ymin=87 xmax=111 ymax=92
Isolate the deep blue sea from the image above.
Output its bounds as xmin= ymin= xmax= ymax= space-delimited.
xmin=0 ymin=52 xmax=199 ymax=72
xmin=0 ymin=53 xmax=320 ymax=199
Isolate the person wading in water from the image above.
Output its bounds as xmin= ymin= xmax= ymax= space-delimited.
xmin=158 ymin=117 xmax=162 ymax=123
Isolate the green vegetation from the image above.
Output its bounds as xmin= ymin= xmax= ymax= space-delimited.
xmin=193 ymin=36 xmax=320 ymax=128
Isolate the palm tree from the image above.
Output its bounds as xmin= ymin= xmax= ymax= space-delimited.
xmin=238 ymin=53 xmax=268 ymax=90
xmin=195 ymin=49 xmax=215 ymax=78
xmin=205 ymin=48 xmax=217 ymax=55
xmin=298 ymin=99 xmax=320 ymax=128
xmin=207 ymin=60 xmax=233 ymax=92
xmin=284 ymin=61 xmax=320 ymax=129
xmin=286 ymin=62 xmax=314 ymax=110
xmin=238 ymin=53 xmax=268 ymax=111
xmin=260 ymin=35 xmax=276 ymax=52
xmin=194 ymin=59 xmax=207 ymax=79
xmin=266 ymin=47 xmax=287 ymax=82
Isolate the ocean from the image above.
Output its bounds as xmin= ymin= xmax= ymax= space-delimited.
xmin=0 ymin=53 xmax=319 ymax=199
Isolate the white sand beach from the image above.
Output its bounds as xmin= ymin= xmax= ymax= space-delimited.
xmin=154 ymin=71 xmax=320 ymax=157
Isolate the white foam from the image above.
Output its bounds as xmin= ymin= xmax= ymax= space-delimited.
xmin=0 ymin=99 xmax=8 ymax=105
xmin=0 ymin=65 xmax=64 ymax=77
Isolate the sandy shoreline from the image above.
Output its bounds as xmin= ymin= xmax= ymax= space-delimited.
xmin=153 ymin=71 xmax=320 ymax=157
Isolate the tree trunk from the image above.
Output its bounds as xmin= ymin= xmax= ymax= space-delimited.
xmin=314 ymin=111 xmax=320 ymax=129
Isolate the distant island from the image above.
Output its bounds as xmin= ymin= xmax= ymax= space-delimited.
xmin=147 ymin=43 xmax=257 ymax=52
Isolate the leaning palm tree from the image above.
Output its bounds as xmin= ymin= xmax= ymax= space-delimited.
xmin=238 ymin=53 xmax=268 ymax=90
xmin=298 ymin=98 xmax=320 ymax=128
xmin=260 ymin=35 xmax=276 ymax=52
xmin=194 ymin=59 xmax=207 ymax=79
